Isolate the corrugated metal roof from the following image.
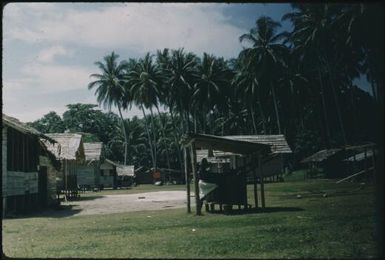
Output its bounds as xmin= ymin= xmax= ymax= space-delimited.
xmin=222 ymin=135 xmax=292 ymax=154
xmin=83 ymin=142 xmax=103 ymax=161
xmin=193 ymin=134 xmax=291 ymax=161
xmin=43 ymin=133 xmax=84 ymax=160
xmin=182 ymin=133 xmax=271 ymax=155
xmin=344 ymin=150 xmax=375 ymax=162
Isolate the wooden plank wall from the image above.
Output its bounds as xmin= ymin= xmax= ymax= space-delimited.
xmin=77 ymin=165 xmax=97 ymax=187
xmin=39 ymin=155 xmax=58 ymax=206
xmin=5 ymin=171 xmax=39 ymax=196
xmin=3 ymin=126 xmax=8 ymax=215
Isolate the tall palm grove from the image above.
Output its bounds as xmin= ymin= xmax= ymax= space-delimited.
xmin=29 ymin=4 xmax=383 ymax=175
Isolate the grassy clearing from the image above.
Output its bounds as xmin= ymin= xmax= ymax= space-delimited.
xmin=2 ymin=174 xmax=378 ymax=258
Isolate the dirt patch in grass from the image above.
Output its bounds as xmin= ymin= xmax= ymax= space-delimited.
xmin=62 ymin=191 xmax=194 ymax=216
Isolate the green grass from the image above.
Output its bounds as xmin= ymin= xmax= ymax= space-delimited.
xmin=2 ymin=177 xmax=378 ymax=258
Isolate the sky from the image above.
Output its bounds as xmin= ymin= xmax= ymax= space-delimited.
xmin=3 ymin=2 xmax=369 ymax=123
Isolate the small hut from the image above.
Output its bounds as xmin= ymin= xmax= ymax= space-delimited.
xmin=301 ymin=143 xmax=377 ymax=179
xmin=134 ymin=167 xmax=153 ymax=184
xmin=99 ymin=159 xmax=118 ymax=189
xmin=42 ymin=133 xmax=85 ymax=199
xmin=182 ymin=133 xmax=275 ymax=215
xmin=116 ymin=165 xmax=135 ymax=187
xmin=76 ymin=142 xmax=103 ymax=190
xmin=195 ymin=135 xmax=292 ymax=182
xmin=2 ymin=114 xmax=60 ymax=216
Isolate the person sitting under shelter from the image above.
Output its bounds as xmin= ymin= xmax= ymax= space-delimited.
xmin=198 ymin=158 xmax=218 ymax=210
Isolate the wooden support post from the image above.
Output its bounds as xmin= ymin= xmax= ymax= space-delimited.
xmin=253 ymin=159 xmax=258 ymax=209
xmin=259 ymin=153 xmax=266 ymax=209
xmin=364 ymin=149 xmax=368 ymax=181
xmin=184 ymin=148 xmax=191 ymax=213
xmin=372 ymin=148 xmax=377 ymax=182
xmin=190 ymin=143 xmax=201 ymax=215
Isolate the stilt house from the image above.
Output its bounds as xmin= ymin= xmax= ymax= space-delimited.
xmin=2 ymin=114 xmax=60 ymax=216
xmin=77 ymin=142 xmax=103 ymax=189
xmin=42 ymin=133 xmax=85 ymax=199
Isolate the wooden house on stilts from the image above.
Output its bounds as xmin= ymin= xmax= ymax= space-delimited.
xmin=2 ymin=114 xmax=61 ymax=216
xmin=42 ymin=133 xmax=85 ymax=200
xmin=76 ymin=142 xmax=103 ymax=190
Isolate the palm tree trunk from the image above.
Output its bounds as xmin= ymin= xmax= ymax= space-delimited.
xmin=324 ymin=59 xmax=347 ymax=145
xmin=141 ymin=105 xmax=156 ymax=170
xmin=317 ymin=66 xmax=331 ymax=148
xmin=117 ymin=104 xmax=128 ymax=165
xmin=149 ymin=107 xmax=158 ymax=170
xmin=156 ymin=106 xmax=171 ymax=171
xmin=257 ymin=99 xmax=267 ymax=134
xmin=249 ymin=103 xmax=258 ymax=134
xmin=270 ymin=82 xmax=282 ymax=134
xmin=169 ymin=107 xmax=185 ymax=178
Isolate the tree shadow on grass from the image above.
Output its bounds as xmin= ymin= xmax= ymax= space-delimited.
xmin=205 ymin=206 xmax=304 ymax=215
xmin=3 ymin=204 xmax=82 ymax=219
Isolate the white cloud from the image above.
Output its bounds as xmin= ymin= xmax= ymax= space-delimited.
xmin=4 ymin=3 xmax=244 ymax=58
xmin=3 ymin=63 xmax=93 ymax=93
xmin=3 ymin=3 xmax=245 ymax=122
xmin=36 ymin=45 xmax=72 ymax=63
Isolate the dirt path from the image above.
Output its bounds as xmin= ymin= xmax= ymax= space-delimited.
xmin=62 ymin=191 xmax=195 ymax=216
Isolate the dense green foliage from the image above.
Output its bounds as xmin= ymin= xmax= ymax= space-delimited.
xmin=28 ymin=3 xmax=383 ymax=172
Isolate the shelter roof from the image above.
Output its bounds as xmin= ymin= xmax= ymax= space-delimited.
xmin=301 ymin=148 xmax=342 ymax=163
xmin=2 ymin=114 xmax=56 ymax=143
xmin=222 ymin=135 xmax=292 ymax=154
xmin=43 ymin=133 xmax=84 ymax=160
xmin=182 ymin=133 xmax=271 ymax=155
xmin=83 ymin=142 xmax=103 ymax=161
xmin=344 ymin=150 xmax=375 ymax=162
xmin=116 ymin=165 xmax=135 ymax=176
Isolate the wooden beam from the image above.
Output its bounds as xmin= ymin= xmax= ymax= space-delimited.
xmin=336 ymin=167 xmax=374 ymax=183
xmin=190 ymin=143 xmax=201 ymax=215
xmin=259 ymin=153 xmax=265 ymax=209
xmin=372 ymin=148 xmax=377 ymax=182
xmin=184 ymin=148 xmax=191 ymax=213
xmin=252 ymin=156 xmax=258 ymax=209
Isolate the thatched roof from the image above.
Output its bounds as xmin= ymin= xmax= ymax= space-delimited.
xmin=301 ymin=148 xmax=342 ymax=163
xmin=43 ymin=133 xmax=84 ymax=160
xmin=2 ymin=114 xmax=56 ymax=143
xmin=83 ymin=142 xmax=103 ymax=161
xmin=116 ymin=165 xmax=135 ymax=176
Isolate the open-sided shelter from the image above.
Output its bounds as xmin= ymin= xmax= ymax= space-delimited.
xmin=2 ymin=114 xmax=60 ymax=216
xmin=182 ymin=133 xmax=274 ymax=215
xmin=42 ymin=133 xmax=85 ymax=199
xmin=301 ymin=143 xmax=376 ymax=179
xmin=196 ymin=135 xmax=292 ymax=182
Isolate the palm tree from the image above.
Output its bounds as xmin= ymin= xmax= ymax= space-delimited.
xmin=127 ymin=53 xmax=163 ymax=170
xmin=232 ymin=55 xmax=266 ymax=134
xmin=282 ymin=4 xmax=349 ymax=146
xmin=165 ymin=48 xmax=198 ymax=133
xmin=239 ymin=16 xmax=289 ymax=134
xmin=192 ymin=53 xmax=231 ymax=134
xmin=88 ymin=51 xmax=130 ymax=164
